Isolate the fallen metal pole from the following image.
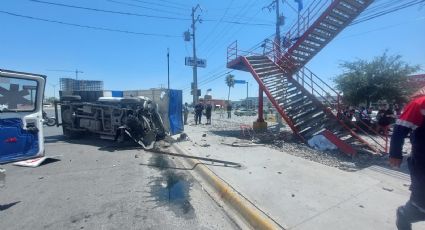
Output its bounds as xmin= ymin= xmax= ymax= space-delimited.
xmin=125 ymin=130 xmax=241 ymax=168
xmin=147 ymin=148 xmax=242 ymax=168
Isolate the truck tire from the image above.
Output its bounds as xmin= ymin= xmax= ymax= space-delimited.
xmin=60 ymin=95 xmax=81 ymax=102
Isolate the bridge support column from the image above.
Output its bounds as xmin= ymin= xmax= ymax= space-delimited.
xmin=253 ymin=85 xmax=267 ymax=132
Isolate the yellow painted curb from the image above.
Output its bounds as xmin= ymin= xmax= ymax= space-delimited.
xmin=172 ymin=143 xmax=283 ymax=230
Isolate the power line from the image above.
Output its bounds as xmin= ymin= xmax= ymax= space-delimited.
xmin=129 ymin=0 xmax=187 ymax=10
xmin=198 ymin=0 xmax=235 ymax=49
xmin=0 ymin=10 xmax=180 ymax=38
xmin=29 ymin=0 xmax=273 ymax=26
xmin=156 ymin=0 xmax=190 ymax=8
xmin=105 ymin=0 xmax=187 ymax=16
xmin=29 ymin=0 xmax=190 ymax=21
xmin=351 ymin=0 xmax=425 ymax=25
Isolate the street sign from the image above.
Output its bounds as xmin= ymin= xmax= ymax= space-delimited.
xmin=234 ymin=80 xmax=246 ymax=84
xmin=185 ymin=57 xmax=207 ymax=68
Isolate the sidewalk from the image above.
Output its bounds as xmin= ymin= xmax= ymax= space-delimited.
xmin=176 ymin=116 xmax=425 ymax=229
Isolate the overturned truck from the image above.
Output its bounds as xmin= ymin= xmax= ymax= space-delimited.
xmin=56 ymin=95 xmax=166 ymax=149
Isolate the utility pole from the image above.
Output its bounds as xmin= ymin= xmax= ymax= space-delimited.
xmin=191 ymin=4 xmax=202 ymax=105
xmin=246 ymin=82 xmax=249 ymax=109
xmin=50 ymin=83 xmax=58 ymax=99
xmin=167 ymin=48 xmax=170 ymax=90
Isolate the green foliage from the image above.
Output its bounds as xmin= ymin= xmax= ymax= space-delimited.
xmin=225 ymin=74 xmax=235 ymax=88
xmin=334 ymin=52 xmax=420 ymax=106
xmin=225 ymin=74 xmax=235 ymax=101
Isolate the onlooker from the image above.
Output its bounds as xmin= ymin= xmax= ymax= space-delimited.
xmin=183 ymin=103 xmax=189 ymax=125
xmin=394 ymin=103 xmax=402 ymax=117
xmin=205 ymin=102 xmax=212 ymax=125
xmin=377 ymin=104 xmax=394 ymax=134
xmin=360 ymin=106 xmax=371 ymax=125
xmin=219 ymin=106 xmax=224 ymax=118
xmin=226 ymin=103 xmax=232 ymax=119
xmin=389 ymin=95 xmax=425 ymax=229
xmin=194 ymin=102 xmax=204 ymax=125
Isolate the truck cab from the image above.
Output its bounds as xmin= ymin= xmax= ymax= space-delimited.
xmin=0 ymin=70 xmax=46 ymax=164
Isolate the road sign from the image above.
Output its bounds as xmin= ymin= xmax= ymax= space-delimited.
xmin=234 ymin=80 xmax=246 ymax=84
xmin=185 ymin=57 xmax=207 ymax=68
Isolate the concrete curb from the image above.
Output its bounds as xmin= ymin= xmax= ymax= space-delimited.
xmin=172 ymin=142 xmax=283 ymax=230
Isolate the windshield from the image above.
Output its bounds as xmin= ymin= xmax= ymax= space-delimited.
xmin=0 ymin=76 xmax=38 ymax=112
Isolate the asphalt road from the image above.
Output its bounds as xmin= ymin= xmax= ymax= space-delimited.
xmin=0 ymin=121 xmax=239 ymax=229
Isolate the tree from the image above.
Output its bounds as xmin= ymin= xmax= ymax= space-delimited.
xmin=334 ymin=52 xmax=420 ymax=106
xmin=225 ymin=74 xmax=235 ymax=102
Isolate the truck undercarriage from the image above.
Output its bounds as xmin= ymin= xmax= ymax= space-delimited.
xmin=57 ymin=95 xmax=166 ymax=149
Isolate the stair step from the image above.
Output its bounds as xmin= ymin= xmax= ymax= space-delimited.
xmin=251 ymin=62 xmax=277 ymax=69
xmin=284 ymin=100 xmax=314 ymax=113
xmin=295 ymin=112 xmax=327 ymax=129
xmin=255 ymin=65 xmax=280 ymax=74
xmin=336 ymin=2 xmax=358 ymax=16
xmin=247 ymin=55 xmax=268 ymax=61
xmin=294 ymin=45 xmax=316 ymax=54
xmin=284 ymin=95 xmax=310 ymax=108
xmin=247 ymin=59 xmax=270 ymax=65
xmin=316 ymin=23 xmax=338 ymax=34
xmin=292 ymin=50 xmax=311 ymax=58
xmin=328 ymin=11 xmax=350 ymax=23
xmin=299 ymin=41 xmax=321 ymax=51
xmin=322 ymin=17 xmax=343 ymax=28
xmin=311 ymin=28 xmax=332 ymax=39
xmin=299 ymin=125 xmax=326 ymax=139
xmin=269 ymin=86 xmax=285 ymax=95
xmin=279 ymin=92 xmax=304 ymax=104
xmin=342 ymin=0 xmax=363 ymax=9
xmin=295 ymin=119 xmax=326 ymax=135
xmin=292 ymin=109 xmax=324 ymax=123
xmin=331 ymin=7 xmax=351 ymax=18
xmin=258 ymin=69 xmax=282 ymax=77
xmin=305 ymin=35 xmax=326 ymax=45
xmin=262 ymin=73 xmax=283 ymax=80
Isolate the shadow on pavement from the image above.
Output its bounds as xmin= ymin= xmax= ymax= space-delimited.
xmin=0 ymin=201 xmax=20 ymax=211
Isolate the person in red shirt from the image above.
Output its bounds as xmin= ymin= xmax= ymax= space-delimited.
xmin=389 ymin=95 xmax=425 ymax=230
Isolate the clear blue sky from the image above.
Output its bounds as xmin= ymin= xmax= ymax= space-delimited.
xmin=1 ymin=0 xmax=424 ymax=103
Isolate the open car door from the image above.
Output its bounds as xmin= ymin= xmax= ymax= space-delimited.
xmin=0 ymin=69 xmax=46 ymax=164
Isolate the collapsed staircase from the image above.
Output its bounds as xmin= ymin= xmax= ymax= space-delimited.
xmin=227 ymin=0 xmax=387 ymax=154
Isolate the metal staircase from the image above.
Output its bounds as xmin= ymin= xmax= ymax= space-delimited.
xmin=279 ymin=0 xmax=374 ymax=72
xmin=227 ymin=0 xmax=389 ymax=154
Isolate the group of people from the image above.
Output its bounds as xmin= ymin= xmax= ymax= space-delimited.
xmin=337 ymin=98 xmax=425 ymax=229
xmin=339 ymin=103 xmax=402 ymax=134
xmin=183 ymin=102 xmax=212 ymax=125
xmin=182 ymin=102 xmax=234 ymax=125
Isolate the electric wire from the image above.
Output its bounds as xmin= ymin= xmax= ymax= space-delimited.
xmin=0 ymin=10 xmax=180 ymax=38
xmin=29 ymin=0 xmax=190 ymax=21
xmin=29 ymin=0 xmax=273 ymax=26
xmin=105 ymin=0 xmax=187 ymax=16
xmin=129 ymin=0 xmax=187 ymax=10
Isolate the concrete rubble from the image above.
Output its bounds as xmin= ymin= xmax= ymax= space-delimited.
xmin=176 ymin=112 xmax=425 ymax=230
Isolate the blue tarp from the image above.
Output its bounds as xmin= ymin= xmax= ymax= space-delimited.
xmin=168 ymin=90 xmax=183 ymax=135
xmin=111 ymin=91 xmax=123 ymax=97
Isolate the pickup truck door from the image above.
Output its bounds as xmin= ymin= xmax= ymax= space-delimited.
xmin=0 ymin=70 xmax=46 ymax=164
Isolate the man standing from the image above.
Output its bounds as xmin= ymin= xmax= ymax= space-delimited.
xmin=226 ymin=102 xmax=232 ymax=119
xmin=194 ymin=101 xmax=204 ymax=125
xmin=183 ymin=103 xmax=189 ymax=125
xmin=205 ymin=102 xmax=212 ymax=125
xmin=389 ymin=95 xmax=425 ymax=230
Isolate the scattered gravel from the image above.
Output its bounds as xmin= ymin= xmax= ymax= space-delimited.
xmin=192 ymin=112 xmax=396 ymax=172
